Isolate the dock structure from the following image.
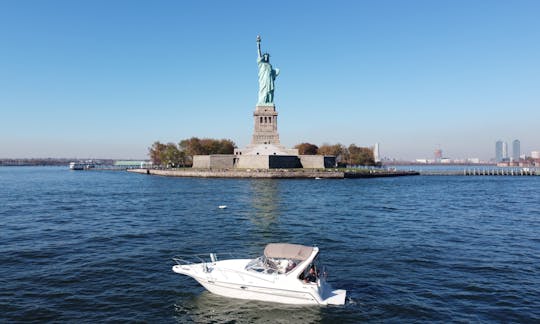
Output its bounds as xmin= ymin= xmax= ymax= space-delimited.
xmin=419 ymin=168 xmax=539 ymax=176
xmin=463 ymin=168 xmax=538 ymax=176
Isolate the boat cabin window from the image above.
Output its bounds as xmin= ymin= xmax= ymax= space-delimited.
xmin=245 ymin=256 xmax=302 ymax=275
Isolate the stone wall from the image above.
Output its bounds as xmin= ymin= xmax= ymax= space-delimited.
xmin=128 ymin=168 xmax=345 ymax=178
xmin=235 ymin=155 xmax=269 ymax=169
xmin=299 ymin=155 xmax=336 ymax=168
xmin=193 ymin=155 xmax=235 ymax=169
xmin=234 ymin=144 xmax=299 ymax=156
xmin=234 ymin=155 xmax=302 ymax=169
xmin=193 ymin=154 xmax=333 ymax=169
xmin=268 ymin=155 xmax=301 ymax=168
xmin=192 ymin=155 xmax=210 ymax=169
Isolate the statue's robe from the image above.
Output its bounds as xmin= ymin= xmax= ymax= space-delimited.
xmin=257 ymin=57 xmax=279 ymax=105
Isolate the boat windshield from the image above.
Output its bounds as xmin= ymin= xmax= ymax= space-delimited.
xmin=245 ymin=256 xmax=301 ymax=275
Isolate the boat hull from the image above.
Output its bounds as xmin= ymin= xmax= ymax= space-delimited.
xmin=173 ymin=264 xmax=346 ymax=305
xmin=199 ymin=278 xmax=321 ymax=305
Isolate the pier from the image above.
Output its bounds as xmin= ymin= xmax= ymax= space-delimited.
xmin=419 ymin=168 xmax=539 ymax=176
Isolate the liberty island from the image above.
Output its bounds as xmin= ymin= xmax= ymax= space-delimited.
xmin=131 ymin=36 xmax=417 ymax=177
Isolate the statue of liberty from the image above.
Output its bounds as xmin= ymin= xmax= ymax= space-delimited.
xmin=256 ymin=35 xmax=279 ymax=105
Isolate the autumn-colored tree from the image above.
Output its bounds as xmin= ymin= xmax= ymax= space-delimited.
xmin=164 ymin=142 xmax=187 ymax=167
xmin=317 ymin=143 xmax=347 ymax=165
xmin=150 ymin=138 xmax=236 ymax=168
xmin=179 ymin=137 xmax=202 ymax=156
xmin=294 ymin=142 xmax=319 ymax=155
xmin=348 ymin=144 xmax=375 ymax=166
xmin=148 ymin=142 xmax=188 ymax=167
xmin=216 ymin=139 xmax=236 ymax=154
xmin=318 ymin=143 xmax=346 ymax=156
xmin=179 ymin=137 xmax=236 ymax=156
xmin=148 ymin=141 xmax=167 ymax=166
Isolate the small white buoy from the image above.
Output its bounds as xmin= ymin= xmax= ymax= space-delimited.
xmin=218 ymin=205 xmax=227 ymax=209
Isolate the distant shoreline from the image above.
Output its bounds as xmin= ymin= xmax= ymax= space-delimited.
xmin=0 ymin=158 xmax=115 ymax=167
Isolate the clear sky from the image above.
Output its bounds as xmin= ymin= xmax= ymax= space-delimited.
xmin=1 ymin=0 xmax=539 ymax=160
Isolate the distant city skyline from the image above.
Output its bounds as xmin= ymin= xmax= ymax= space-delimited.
xmin=1 ymin=1 xmax=539 ymax=160
xmin=494 ymin=139 xmax=526 ymax=163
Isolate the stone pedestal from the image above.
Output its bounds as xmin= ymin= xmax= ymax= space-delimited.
xmin=252 ymin=104 xmax=280 ymax=145
xmin=234 ymin=103 xmax=298 ymax=157
xmin=232 ymin=103 xmax=299 ymax=167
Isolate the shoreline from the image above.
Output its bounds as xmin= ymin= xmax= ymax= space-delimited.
xmin=127 ymin=168 xmax=420 ymax=179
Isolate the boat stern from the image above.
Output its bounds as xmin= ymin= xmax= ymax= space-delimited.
xmin=322 ymin=288 xmax=347 ymax=305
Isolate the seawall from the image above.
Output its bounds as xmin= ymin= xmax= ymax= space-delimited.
xmin=127 ymin=168 xmax=419 ymax=179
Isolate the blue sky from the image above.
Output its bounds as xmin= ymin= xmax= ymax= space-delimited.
xmin=1 ymin=0 xmax=539 ymax=160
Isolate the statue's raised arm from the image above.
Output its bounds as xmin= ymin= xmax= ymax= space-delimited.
xmin=257 ymin=35 xmax=262 ymax=59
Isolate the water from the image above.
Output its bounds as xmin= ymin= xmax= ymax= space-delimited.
xmin=1 ymin=167 xmax=539 ymax=323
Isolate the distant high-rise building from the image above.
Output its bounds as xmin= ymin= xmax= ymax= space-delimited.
xmin=495 ymin=140 xmax=503 ymax=162
xmin=373 ymin=143 xmax=380 ymax=162
xmin=512 ymin=139 xmax=520 ymax=161
xmin=502 ymin=142 xmax=508 ymax=160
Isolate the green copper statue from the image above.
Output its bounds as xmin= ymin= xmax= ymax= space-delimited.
xmin=257 ymin=35 xmax=279 ymax=105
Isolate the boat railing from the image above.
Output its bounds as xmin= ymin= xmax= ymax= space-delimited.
xmin=174 ymin=254 xmax=225 ymax=275
xmin=172 ymin=252 xmax=257 ymax=275
xmin=172 ymin=252 xmax=253 ymax=265
xmin=172 ymin=254 xmax=210 ymax=265
xmin=172 ymin=254 xmax=280 ymax=283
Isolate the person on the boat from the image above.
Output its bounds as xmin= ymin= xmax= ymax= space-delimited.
xmin=303 ymin=265 xmax=317 ymax=283
xmin=285 ymin=260 xmax=296 ymax=272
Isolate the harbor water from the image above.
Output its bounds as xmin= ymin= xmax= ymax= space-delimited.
xmin=1 ymin=167 xmax=539 ymax=322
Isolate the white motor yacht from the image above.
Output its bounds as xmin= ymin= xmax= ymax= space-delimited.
xmin=172 ymin=243 xmax=346 ymax=305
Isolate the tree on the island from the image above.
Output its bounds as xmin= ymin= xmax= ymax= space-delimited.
xmin=294 ymin=142 xmax=319 ymax=155
xmin=200 ymin=138 xmax=236 ymax=154
xmin=148 ymin=142 xmax=188 ymax=167
xmin=317 ymin=143 xmax=345 ymax=157
xmin=318 ymin=143 xmax=348 ymax=166
xmin=179 ymin=137 xmax=203 ymax=156
xmin=217 ymin=139 xmax=236 ymax=154
xmin=348 ymin=144 xmax=376 ymax=166
xmin=179 ymin=137 xmax=236 ymax=156
xmin=148 ymin=141 xmax=167 ymax=166
xmin=164 ymin=142 xmax=187 ymax=167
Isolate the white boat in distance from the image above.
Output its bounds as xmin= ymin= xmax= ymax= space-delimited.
xmin=172 ymin=243 xmax=346 ymax=305
xmin=69 ymin=162 xmax=84 ymax=170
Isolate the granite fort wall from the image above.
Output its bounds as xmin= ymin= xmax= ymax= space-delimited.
xmin=192 ymin=155 xmax=210 ymax=168
xmin=193 ymin=155 xmax=235 ymax=169
xmin=268 ymin=155 xmax=301 ymax=168
xmin=299 ymin=155 xmax=336 ymax=168
xmin=194 ymin=154 xmax=334 ymax=169
xmin=235 ymin=155 xmax=269 ymax=169
xmin=128 ymin=168 xmax=345 ymax=178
